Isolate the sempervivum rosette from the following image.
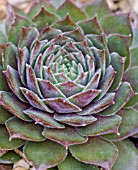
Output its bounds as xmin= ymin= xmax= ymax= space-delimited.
xmin=0 ymin=0 xmax=138 ymax=170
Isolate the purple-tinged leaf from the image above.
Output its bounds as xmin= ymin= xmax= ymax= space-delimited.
xmin=38 ymin=26 xmax=61 ymax=41
xmin=62 ymin=28 xmax=85 ymax=42
xmin=50 ymin=35 xmax=73 ymax=46
xmin=91 ymin=47 xmax=105 ymax=79
xmin=78 ymin=16 xmax=102 ymax=35
xmin=58 ymin=154 xmax=98 ymax=170
xmin=56 ymin=0 xmax=87 ymax=22
xmin=0 ymin=66 xmax=10 ymax=91
xmin=112 ymin=140 xmax=138 ymax=170
xmin=56 ymin=81 xmax=84 ymax=97
xmin=75 ymin=71 xmax=88 ymax=86
xmin=45 ymin=53 xmax=55 ymax=66
xmin=43 ymin=98 xmax=82 ymax=113
xmin=99 ymin=82 xmax=135 ymax=116
xmin=52 ymin=14 xmax=78 ymax=32
xmin=69 ymin=137 xmax=118 ymax=170
xmin=84 ymin=69 xmax=101 ymax=90
xmin=42 ymin=126 xmax=87 ymax=148
xmin=107 ymin=34 xmax=130 ymax=70
xmin=18 ymin=47 xmax=29 ymax=86
xmin=43 ymin=66 xmax=58 ymax=84
xmin=78 ymin=93 xmax=115 ymax=115
xmin=24 ymin=107 xmax=64 ymax=128
xmin=34 ymin=53 xmax=43 ymax=78
xmin=0 ymin=43 xmax=17 ymax=70
xmin=54 ymin=113 xmax=96 ymax=127
xmin=8 ymin=15 xmax=30 ymax=46
xmin=38 ymin=79 xmax=65 ymax=98
xmin=6 ymin=117 xmax=45 ymax=141
xmin=0 ymin=125 xmax=24 ymax=150
xmin=103 ymin=108 xmax=138 ymax=141
xmin=0 ymin=91 xmax=31 ymax=121
xmin=20 ymin=87 xmax=53 ymax=113
xmin=30 ymin=39 xmax=47 ymax=66
xmin=109 ymin=53 xmax=125 ymax=92
xmin=32 ymin=7 xmax=59 ymax=31
xmin=26 ymin=64 xmax=43 ymax=98
xmin=123 ymin=67 xmax=138 ymax=107
xmin=54 ymin=73 xmax=70 ymax=83
xmin=18 ymin=27 xmax=39 ymax=49
xmin=24 ymin=140 xmax=67 ymax=169
xmin=100 ymin=12 xmax=133 ymax=41
xmin=77 ymin=115 xmax=122 ymax=136
xmin=64 ymin=42 xmax=79 ymax=53
xmin=68 ymin=89 xmax=101 ymax=107
xmin=97 ymin=65 xmax=116 ymax=99
xmin=84 ymin=0 xmax=110 ymax=19
xmin=3 ymin=65 xmax=27 ymax=102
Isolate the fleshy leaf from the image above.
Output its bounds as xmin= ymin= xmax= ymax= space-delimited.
xmin=6 ymin=117 xmax=45 ymax=141
xmin=0 ymin=125 xmax=24 ymax=150
xmin=69 ymin=137 xmax=118 ymax=170
xmin=0 ymin=106 xmax=12 ymax=124
xmin=18 ymin=27 xmax=39 ymax=49
xmin=58 ymin=154 xmax=98 ymax=170
xmin=20 ymin=87 xmax=54 ymax=113
xmin=107 ymin=34 xmax=130 ymax=70
xmin=54 ymin=113 xmax=96 ymax=127
xmin=78 ymin=16 xmax=102 ymax=35
xmin=78 ymin=93 xmax=115 ymax=115
xmin=0 ymin=66 xmax=10 ymax=91
xmin=99 ymin=82 xmax=135 ymax=116
xmin=77 ymin=115 xmax=122 ymax=136
xmin=103 ymin=108 xmax=138 ymax=141
xmin=84 ymin=0 xmax=110 ymax=19
xmin=24 ymin=140 xmax=67 ymax=169
xmin=130 ymin=47 xmax=138 ymax=67
xmin=0 ymin=151 xmax=21 ymax=164
xmin=109 ymin=52 xmax=125 ymax=92
xmin=32 ymin=7 xmax=59 ymax=31
xmin=0 ymin=91 xmax=31 ymax=121
xmin=8 ymin=15 xmax=30 ymax=46
xmin=112 ymin=140 xmax=138 ymax=170
xmin=44 ymin=97 xmax=82 ymax=113
xmin=42 ymin=126 xmax=87 ymax=148
xmin=123 ymin=67 xmax=138 ymax=106
xmin=100 ymin=12 xmax=133 ymax=40
xmin=24 ymin=107 xmax=65 ymax=128
xmin=56 ymin=0 xmax=87 ymax=22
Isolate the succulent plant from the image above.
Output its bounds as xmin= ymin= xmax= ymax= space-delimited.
xmin=0 ymin=0 xmax=138 ymax=169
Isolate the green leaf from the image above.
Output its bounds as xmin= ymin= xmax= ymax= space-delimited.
xmin=56 ymin=0 xmax=87 ymax=22
xmin=107 ymin=34 xmax=130 ymax=70
xmin=6 ymin=117 xmax=45 ymax=141
xmin=24 ymin=140 xmax=67 ymax=169
xmin=112 ymin=140 xmax=138 ymax=170
xmin=0 ymin=151 xmax=21 ymax=164
xmin=123 ymin=67 xmax=138 ymax=107
xmin=103 ymin=108 xmax=138 ymax=141
xmin=99 ymin=82 xmax=135 ymax=116
xmin=84 ymin=0 xmax=110 ymax=19
xmin=69 ymin=137 xmax=118 ymax=170
xmin=0 ymin=125 xmax=24 ymax=150
xmin=0 ymin=66 xmax=10 ymax=91
xmin=8 ymin=15 xmax=30 ymax=46
xmin=43 ymin=126 xmax=87 ymax=148
xmin=0 ymin=106 xmax=12 ymax=124
xmin=130 ymin=47 xmax=138 ymax=67
xmin=77 ymin=115 xmax=122 ymax=136
xmin=32 ymin=7 xmax=59 ymax=31
xmin=58 ymin=154 xmax=98 ymax=170
xmin=100 ymin=13 xmax=133 ymax=41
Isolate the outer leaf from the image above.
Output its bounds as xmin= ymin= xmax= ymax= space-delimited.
xmin=56 ymin=0 xmax=87 ymax=22
xmin=0 ymin=106 xmax=12 ymax=124
xmin=130 ymin=47 xmax=138 ymax=67
xmin=69 ymin=137 xmax=118 ymax=170
xmin=0 ymin=151 xmax=21 ymax=164
xmin=24 ymin=140 xmax=67 ymax=169
xmin=0 ymin=125 xmax=24 ymax=150
xmin=112 ymin=140 xmax=138 ymax=170
xmin=103 ymin=108 xmax=138 ymax=141
xmin=58 ymin=154 xmax=98 ymax=170
xmin=6 ymin=117 xmax=45 ymax=141
xmin=42 ymin=126 xmax=87 ymax=148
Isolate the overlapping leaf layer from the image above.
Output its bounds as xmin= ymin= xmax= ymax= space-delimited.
xmin=0 ymin=0 xmax=138 ymax=169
